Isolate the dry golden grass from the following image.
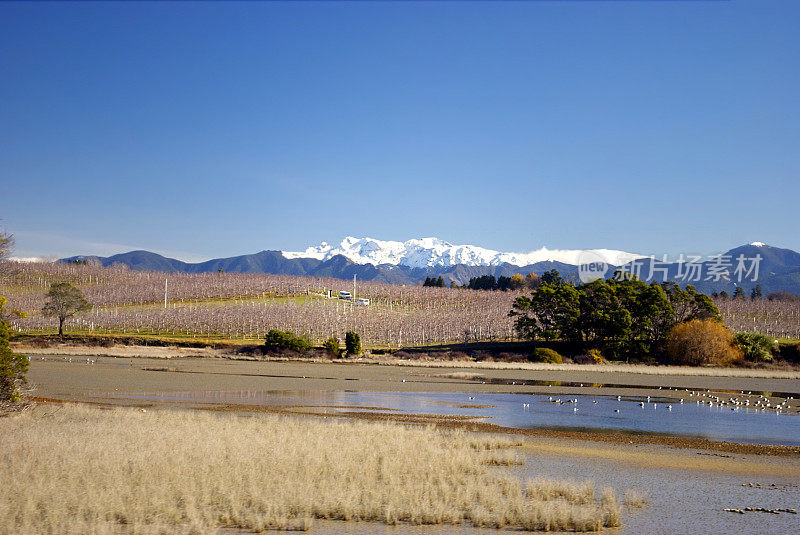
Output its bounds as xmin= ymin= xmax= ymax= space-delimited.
xmin=367 ymin=357 xmax=800 ymax=379
xmin=623 ymin=489 xmax=649 ymax=509
xmin=0 ymin=404 xmax=623 ymax=534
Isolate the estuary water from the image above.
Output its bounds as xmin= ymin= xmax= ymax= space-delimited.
xmin=112 ymin=390 xmax=800 ymax=447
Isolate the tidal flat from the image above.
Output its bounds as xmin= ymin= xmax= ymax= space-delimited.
xmin=6 ymin=355 xmax=800 ymax=533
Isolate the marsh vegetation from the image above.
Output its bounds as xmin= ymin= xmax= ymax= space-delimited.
xmin=0 ymin=404 xmax=626 ymax=534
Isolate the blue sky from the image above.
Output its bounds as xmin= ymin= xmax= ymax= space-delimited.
xmin=1 ymin=1 xmax=798 ymax=261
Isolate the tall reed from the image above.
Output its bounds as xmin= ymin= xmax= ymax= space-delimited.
xmin=0 ymin=404 xmax=622 ymax=533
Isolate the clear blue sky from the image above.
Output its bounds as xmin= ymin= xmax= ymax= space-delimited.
xmin=1 ymin=1 xmax=798 ymax=261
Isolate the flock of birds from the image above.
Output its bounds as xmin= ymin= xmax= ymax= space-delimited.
xmin=39 ymin=356 xmax=99 ymax=365
xmin=35 ymin=356 xmax=799 ymax=416
xmin=685 ymin=389 xmax=796 ymax=415
xmin=511 ymin=388 xmax=798 ymax=415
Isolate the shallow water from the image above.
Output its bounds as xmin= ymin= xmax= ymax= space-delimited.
xmin=518 ymin=451 xmax=800 ymax=535
xmin=473 ymin=377 xmax=800 ymax=400
xmin=111 ymin=390 xmax=800 ymax=447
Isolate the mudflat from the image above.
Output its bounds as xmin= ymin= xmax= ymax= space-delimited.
xmin=25 ymin=353 xmax=800 ymax=399
xmin=25 ymin=354 xmax=800 ymax=455
xmin=17 ymin=353 xmax=800 ymax=534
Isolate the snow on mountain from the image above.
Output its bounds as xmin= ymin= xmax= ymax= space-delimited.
xmin=282 ymin=237 xmax=646 ymax=268
xmin=8 ymin=256 xmax=45 ymax=263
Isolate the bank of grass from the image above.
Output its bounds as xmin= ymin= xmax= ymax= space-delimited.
xmin=0 ymin=404 xmax=623 ymax=534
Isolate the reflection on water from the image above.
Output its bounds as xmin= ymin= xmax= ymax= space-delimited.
xmin=110 ymin=390 xmax=800 ymax=447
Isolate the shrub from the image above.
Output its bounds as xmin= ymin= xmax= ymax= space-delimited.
xmin=322 ymin=337 xmax=341 ymax=358
xmin=570 ymin=353 xmax=592 ymax=365
xmin=665 ymin=320 xmax=742 ymax=366
xmin=495 ymin=352 xmax=527 ymax=363
xmin=1 ymin=297 xmax=28 ymax=402
xmin=531 ymin=347 xmax=563 ymax=364
xmin=345 ymin=331 xmax=361 ymax=356
xmin=734 ymin=332 xmax=777 ymax=363
xmin=264 ymin=329 xmax=312 ymax=353
xmin=587 ymin=348 xmax=606 ymax=364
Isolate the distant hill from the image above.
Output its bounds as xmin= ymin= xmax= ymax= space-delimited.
xmin=61 ymin=249 xmax=583 ymax=286
xmin=613 ymin=243 xmax=800 ymax=295
xmin=61 ymin=242 xmax=800 ymax=294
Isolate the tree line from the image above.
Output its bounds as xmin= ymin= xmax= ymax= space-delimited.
xmin=442 ymin=272 xmax=545 ymax=291
xmin=509 ymin=269 xmax=721 ymax=361
xmin=712 ymin=285 xmax=800 ymax=302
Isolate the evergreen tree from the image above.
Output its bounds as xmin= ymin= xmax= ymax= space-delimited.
xmin=467 ymin=275 xmax=498 ymax=291
xmin=0 ymin=297 xmax=28 ymax=402
xmin=750 ymin=285 xmax=762 ymax=300
xmin=511 ymin=275 xmax=719 ymax=359
xmin=345 ymin=331 xmax=361 ymax=356
xmin=497 ymin=276 xmax=512 ymax=291
xmin=540 ymin=269 xmax=566 ymax=287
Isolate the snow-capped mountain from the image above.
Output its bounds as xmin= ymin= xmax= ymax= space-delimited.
xmin=282 ymin=237 xmax=646 ymax=268
xmin=60 ymin=241 xmax=800 ymax=293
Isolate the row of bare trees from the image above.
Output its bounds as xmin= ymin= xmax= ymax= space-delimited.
xmin=2 ymin=261 xmax=518 ymax=346
xmin=714 ymin=298 xmax=800 ymax=340
xmin=4 ymin=261 xmax=799 ymax=345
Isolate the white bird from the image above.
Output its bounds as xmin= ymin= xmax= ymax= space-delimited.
xmin=614 ymin=409 xmax=620 ymax=413
xmin=668 ymin=405 xmax=672 ymax=410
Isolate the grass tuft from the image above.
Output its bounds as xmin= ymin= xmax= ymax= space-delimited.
xmin=623 ymin=489 xmax=649 ymax=509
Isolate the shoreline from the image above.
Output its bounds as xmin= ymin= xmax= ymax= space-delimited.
xmin=17 ymin=352 xmax=800 ymax=535
xmin=15 ymin=342 xmax=800 ymax=380
xmin=191 ymin=403 xmax=800 ymax=459
xmin=22 ymin=352 xmax=800 ymax=460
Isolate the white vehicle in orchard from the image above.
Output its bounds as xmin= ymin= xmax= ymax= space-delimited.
xmin=356 ymin=298 xmax=370 ymax=306
xmin=338 ymin=291 xmax=352 ymax=300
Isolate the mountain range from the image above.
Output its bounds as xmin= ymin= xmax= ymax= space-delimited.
xmin=61 ymin=237 xmax=800 ymax=295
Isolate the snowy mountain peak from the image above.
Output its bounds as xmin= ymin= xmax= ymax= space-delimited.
xmin=282 ymin=237 xmax=646 ymax=269
xmin=749 ymin=241 xmax=766 ymax=247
